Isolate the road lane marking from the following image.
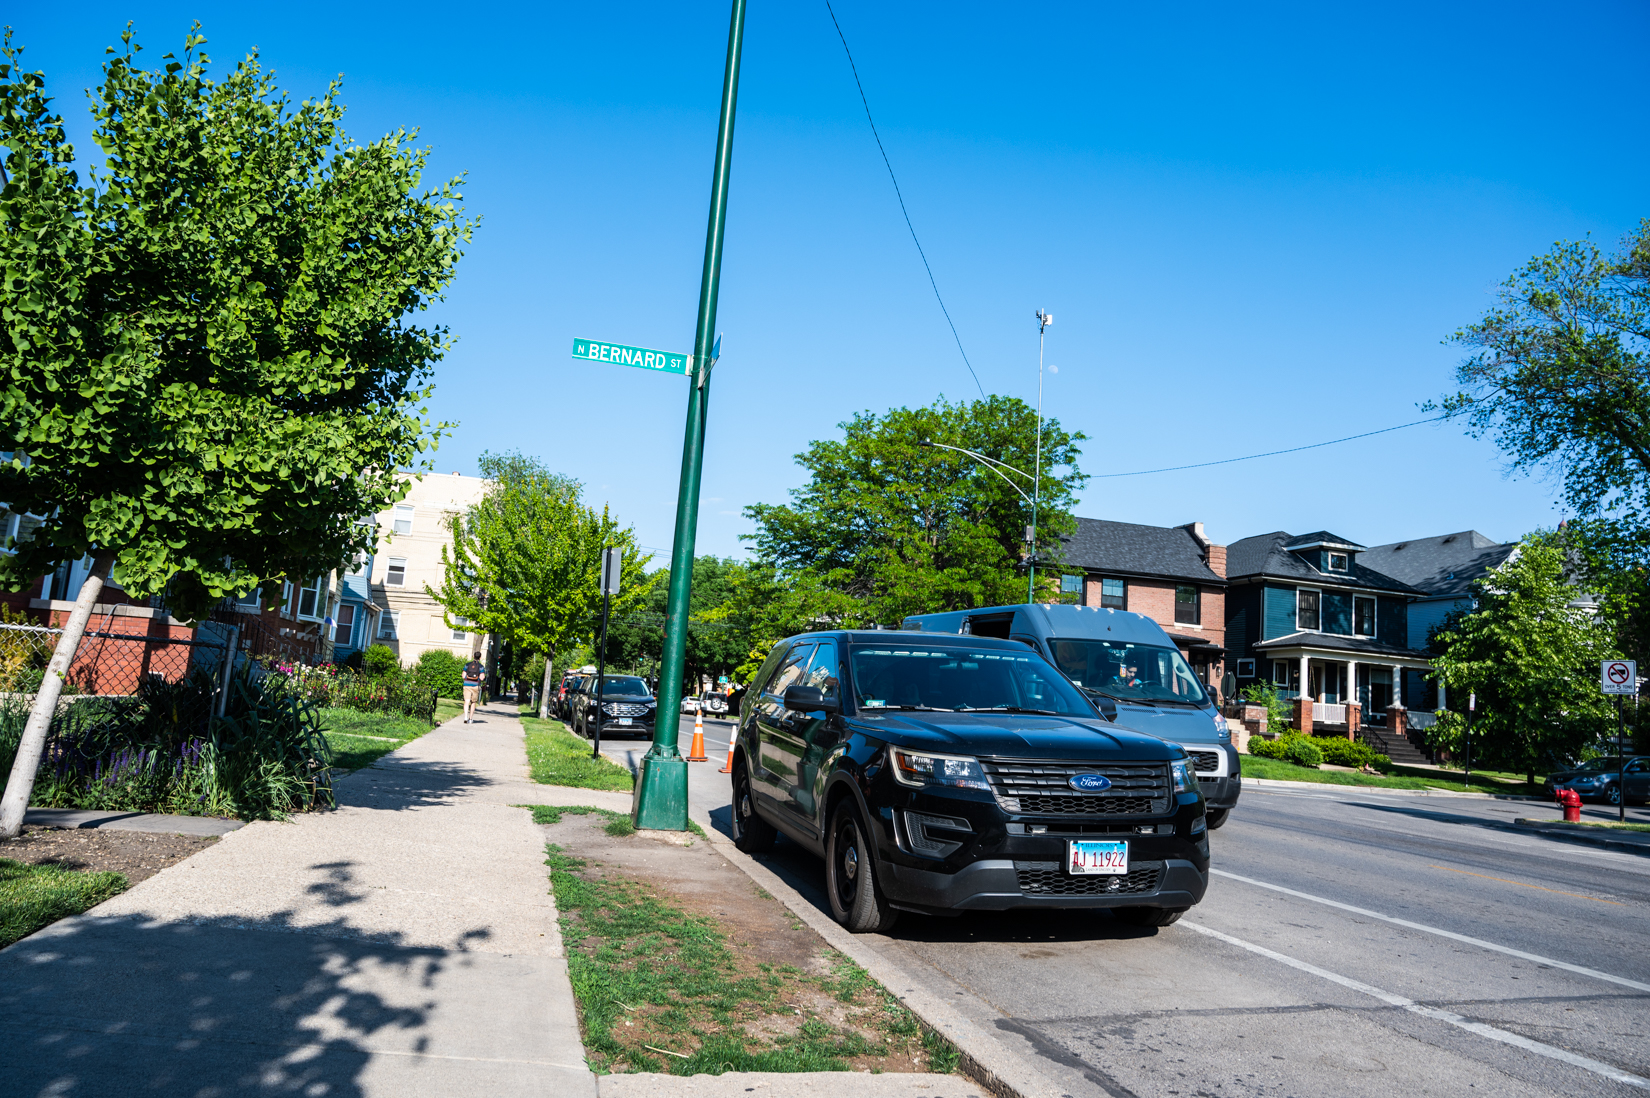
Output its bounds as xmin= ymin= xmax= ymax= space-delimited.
xmin=1181 ymin=922 xmax=1650 ymax=1089
xmin=1428 ymin=865 xmax=1625 ymax=905
xmin=1210 ymin=868 xmax=1650 ymax=994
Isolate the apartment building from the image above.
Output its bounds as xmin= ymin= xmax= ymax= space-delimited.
xmin=367 ymin=472 xmax=491 ymax=667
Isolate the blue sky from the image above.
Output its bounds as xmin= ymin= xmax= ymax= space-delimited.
xmin=16 ymin=2 xmax=1650 ymax=561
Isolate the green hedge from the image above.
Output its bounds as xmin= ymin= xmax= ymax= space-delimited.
xmin=417 ymin=649 xmax=465 ymax=699
xmin=1249 ymin=731 xmax=1392 ymax=772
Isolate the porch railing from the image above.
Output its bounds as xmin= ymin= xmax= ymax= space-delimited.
xmin=1312 ymin=702 xmax=1347 ymax=724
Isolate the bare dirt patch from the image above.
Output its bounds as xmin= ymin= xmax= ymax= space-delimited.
xmin=0 ymin=825 xmax=218 ymax=885
xmin=539 ymin=807 xmax=955 ymax=1077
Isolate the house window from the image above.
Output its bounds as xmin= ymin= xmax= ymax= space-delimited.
xmin=333 ymin=604 xmax=356 ymax=645
xmin=1297 ymin=589 xmax=1321 ymax=631
xmin=1354 ymin=596 xmax=1376 ymax=637
xmin=392 ymin=504 xmax=415 ymax=536
xmin=296 ymin=577 xmax=324 ymax=621
xmin=378 ymin=610 xmax=400 ymax=639
xmin=235 ymin=587 xmax=262 ymax=610
xmin=1327 ymin=552 xmax=1349 ymax=572
xmin=1100 ymin=578 xmax=1126 ymax=610
xmin=385 ymin=557 xmax=407 ymax=587
xmin=1236 ymin=658 xmax=1256 ymax=678
xmin=1273 ymin=661 xmax=1291 ymax=686
xmin=1060 ymin=574 xmax=1083 ymax=594
xmin=1174 ymin=585 xmax=1200 ymax=625
xmin=451 ymin=616 xmax=469 ymax=642
xmin=348 ymin=551 xmax=370 ymax=576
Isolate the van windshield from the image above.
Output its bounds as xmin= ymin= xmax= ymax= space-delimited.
xmin=850 ymin=644 xmax=1094 ymax=715
xmin=1046 ymin=638 xmax=1209 ymax=706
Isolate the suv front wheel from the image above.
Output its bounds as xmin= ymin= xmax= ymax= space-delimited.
xmin=732 ymin=760 xmax=775 ymax=853
xmin=826 ymin=802 xmax=898 ymax=934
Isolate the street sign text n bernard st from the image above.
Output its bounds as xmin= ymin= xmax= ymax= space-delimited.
xmin=572 ymin=337 xmax=691 ymax=376
xmin=1601 ymin=659 xmax=1637 ymax=695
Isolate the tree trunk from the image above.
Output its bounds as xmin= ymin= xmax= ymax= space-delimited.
xmin=539 ymin=642 xmax=555 ymax=719
xmin=0 ymin=554 xmax=114 ymax=839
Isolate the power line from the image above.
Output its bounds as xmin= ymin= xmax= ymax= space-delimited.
xmin=1091 ymin=415 xmax=1451 ymax=479
xmin=823 ymin=1 xmax=985 ymax=399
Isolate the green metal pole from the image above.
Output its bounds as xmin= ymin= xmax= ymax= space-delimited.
xmin=633 ymin=0 xmax=746 ymax=830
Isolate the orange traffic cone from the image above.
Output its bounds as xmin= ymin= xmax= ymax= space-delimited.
xmin=718 ymin=722 xmax=736 ymax=773
xmin=687 ymin=707 xmax=708 ymax=762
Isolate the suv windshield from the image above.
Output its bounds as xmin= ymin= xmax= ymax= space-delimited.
xmin=1045 ymin=638 xmax=1208 ymax=706
xmin=850 ymin=644 xmax=1094 ymax=715
xmin=594 ymin=676 xmax=649 ymax=696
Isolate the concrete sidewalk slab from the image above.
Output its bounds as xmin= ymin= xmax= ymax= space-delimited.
xmin=23 ymin=806 xmax=244 ymax=836
xmin=2 ymin=698 xmax=595 ymax=1098
xmin=601 ymin=1071 xmax=987 ymax=1098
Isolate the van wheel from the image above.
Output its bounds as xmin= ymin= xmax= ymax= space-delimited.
xmin=826 ymin=803 xmax=899 ymax=934
xmin=1205 ymin=808 xmax=1229 ymax=830
xmin=1113 ymin=906 xmax=1186 ymax=927
xmin=732 ymin=761 xmax=775 ymax=853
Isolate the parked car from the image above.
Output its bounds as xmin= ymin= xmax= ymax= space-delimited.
xmin=571 ymin=675 xmax=657 ymax=740
xmin=902 ymin=604 xmax=1240 ymax=829
xmin=1546 ymin=756 xmax=1650 ymax=806
xmin=554 ymin=675 xmax=585 ymax=720
xmin=729 ymin=629 xmax=1209 ymax=933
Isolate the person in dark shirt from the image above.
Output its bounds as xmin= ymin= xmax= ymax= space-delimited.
xmin=462 ymin=652 xmax=484 ymax=723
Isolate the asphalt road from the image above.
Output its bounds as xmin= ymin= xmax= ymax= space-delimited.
xmin=603 ymin=716 xmax=1650 ymax=1098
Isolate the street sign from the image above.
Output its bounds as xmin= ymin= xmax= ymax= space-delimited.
xmin=1601 ymin=659 xmax=1637 ymax=695
xmin=600 ymin=547 xmax=623 ymax=595
xmin=572 ymin=337 xmax=691 ymax=377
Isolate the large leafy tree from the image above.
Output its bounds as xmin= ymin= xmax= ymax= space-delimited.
xmin=744 ymin=395 xmax=1085 ymax=630
xmin=602 ymin=557 xmax=757 ymax=688
xmin=1433 ymin=221 xmax=1650 ymax=540
xmin=1427 ymin=536 xmax=1620 ymax=782
xmin=0 ymin=27 xmax=470 ymax=615
xmin=427 ymin=452 xmax=652 ymax=715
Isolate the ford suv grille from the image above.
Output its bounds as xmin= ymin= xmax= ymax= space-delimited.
xmin=1015 ymin=860 xmax=1165 ymax=896
xmin=604 ymin=702 xmax=651 ymax=717
xmin=982 ymin=760 xmax=1170 ymax=816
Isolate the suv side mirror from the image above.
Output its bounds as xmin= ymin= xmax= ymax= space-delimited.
xmin=784 ymin=684 xmax=839 ymax=714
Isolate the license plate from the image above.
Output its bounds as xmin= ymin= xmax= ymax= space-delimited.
xmin=1068 ymin=839 xmax=1128 ymax=875
xmin=617 ymin=717 xmax=632 ymax=726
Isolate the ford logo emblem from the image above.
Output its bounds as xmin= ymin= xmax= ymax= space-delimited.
xmin=1068 ymin=773 xmax=1112 ymax=793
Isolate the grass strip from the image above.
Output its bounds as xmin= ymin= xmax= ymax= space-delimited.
xmin=436 ymin=697 xmax=462 ymax=725
xmin=1 ymin=858 xmax=128 ymax=949
xmin=522 ymin=803 xmax=706 ymax=839
xmin=524 ymin=717 xmax=634 ymax=792
xmin=542 ymin=820 xmax=955 ymax=1076
xmin=1525 ymin=820 xmax=1650 ymax=834
xmin=1241 ymin=754 xmax=1539 ymax=794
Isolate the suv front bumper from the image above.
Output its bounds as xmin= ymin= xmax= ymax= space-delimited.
xmin=881 ymin=857 xmax=1208 ymax=913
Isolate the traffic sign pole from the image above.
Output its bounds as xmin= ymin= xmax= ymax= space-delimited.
xmin=1600 ymin=660 xmax=1636 ymax=823
xmin=1619 ymin=695 xmax=1627 ymax=824
xmin=633 ymin=0 xmax=746 ymax=831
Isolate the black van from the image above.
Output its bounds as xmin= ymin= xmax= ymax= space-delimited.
xmin=729 ymin=630 xmax=1209 ymax=933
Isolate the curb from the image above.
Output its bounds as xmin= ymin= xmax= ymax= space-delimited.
xmin=1512 ymin=819 xmax=1650 ymax=856
xmin=688 ymin=805 xmax=1064 ymax=1098
xmin=1244 ymin=776 xmax=1543 ymax=801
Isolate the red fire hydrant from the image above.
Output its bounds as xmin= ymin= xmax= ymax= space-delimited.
xmin=1556 ymin=787 xmax=1582 ymax=823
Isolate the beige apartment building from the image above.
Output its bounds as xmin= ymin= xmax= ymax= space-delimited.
xmin=368 ymin=472 xmax=492 ymax=667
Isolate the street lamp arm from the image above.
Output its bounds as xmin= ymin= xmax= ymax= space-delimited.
xmin=919 ymin=441 xmax=1035 ymax=505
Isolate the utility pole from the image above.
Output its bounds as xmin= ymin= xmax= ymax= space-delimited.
xmin=1028 ymin=309 xmax=1051 ymax=603
xmin=1464 ymin=692 xmax=1474 ymax=790
xmin=632 ymin=0 xmax=747 ymax=830
xmin=590 ymin=547 xmax=621 ymax=760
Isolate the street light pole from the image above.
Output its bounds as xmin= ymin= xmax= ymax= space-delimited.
xmin=1030 ymin=310 xmax=1052 ymax=603
xmin=632 ymin=0 xmax=747 ymax=831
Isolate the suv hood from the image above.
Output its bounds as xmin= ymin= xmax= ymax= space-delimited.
xmin=851 ymin=711 xmax=1181 ymax=762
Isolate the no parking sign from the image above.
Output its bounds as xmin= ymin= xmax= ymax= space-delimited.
xmin=1601 ymin=659 xmax=1637 ymax=695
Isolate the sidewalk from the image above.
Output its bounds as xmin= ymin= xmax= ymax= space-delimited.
xmin=2 ymin=698 xmax=592 ymax=1098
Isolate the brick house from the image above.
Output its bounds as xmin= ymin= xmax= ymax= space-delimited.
xmin=1058 ymin=518 xmax=1229 ymax=694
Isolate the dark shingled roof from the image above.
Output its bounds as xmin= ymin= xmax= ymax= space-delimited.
xmin=1224 ymin=530 xmax=1421 ymax=595
xmin=1358 ymin=530 xmax=1516 ymax=597
xmin=1252 ymin=631 xmax=1429 ymax=659
xmin=1059 ymin=518 xmax=1224 ymax=585
xmin=1282 ymin=530 xmax=1366 ymax=551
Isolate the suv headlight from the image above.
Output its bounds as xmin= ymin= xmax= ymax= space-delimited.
xmin=1171 ymin=758 xmax=1195 ymax=794
xmin=890 ymin=748 xmax=990 ymax=791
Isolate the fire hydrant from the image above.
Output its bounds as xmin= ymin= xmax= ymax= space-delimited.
xmin=1556 ymin=787 xmax=1582 ymax=823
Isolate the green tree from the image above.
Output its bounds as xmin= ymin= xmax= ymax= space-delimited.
xmin=744 ymin=395 xmax=1085 ymax=629
xmin=1427 ymin=535 xmax=1620 ymax=782
xmin=0 ymin=27 xmax=470 ymax=614
xmin=0 ymin=27 xmax=470 ymax=838
xmin=426 ymin=452 xmax=652 ymax=716
xmin=602 ymin=557 xmax=757 ymax=690
xmin=1433 ymin=221 xmax=1650 ymax=540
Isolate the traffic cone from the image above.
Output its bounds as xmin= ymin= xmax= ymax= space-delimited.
xmin=687 ymin=707 xmax=708 ymax=762
xmin=718 ymin=723 xmax=736 ymax=773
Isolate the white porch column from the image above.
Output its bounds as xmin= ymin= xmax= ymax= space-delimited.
xmin=1390 ymin=665 xmax=1403 ymax=708
xmin=1299 ymin=654 xmax=1310 ymax=699
xmin=1346 ymin=659 xmax=1358 ymax=706
xmin=1438 ymin=683 xmax=1446 ymax=710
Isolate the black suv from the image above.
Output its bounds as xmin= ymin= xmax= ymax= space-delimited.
xmin=729 ymin=630 xmax=1208 ymax=933
xmin=570 ymin=675 xmax=657 ymax=740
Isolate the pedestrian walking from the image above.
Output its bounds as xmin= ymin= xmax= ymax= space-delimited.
xmin=462 ymin=651 xmax=484 ymax=723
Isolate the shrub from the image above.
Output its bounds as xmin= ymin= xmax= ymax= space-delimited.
xmin=1312 ymin=735 xmax=1394 ymax=772
xmin=1240 ymin=682 xmax=1292 ymax=733
xmin=416 ymin=649 xmax=464 ymax=699
xmin=1250 ymin=731 xmax=1323 ymax=768
xmin=362 ymin=644 xmax=400 ymax=679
